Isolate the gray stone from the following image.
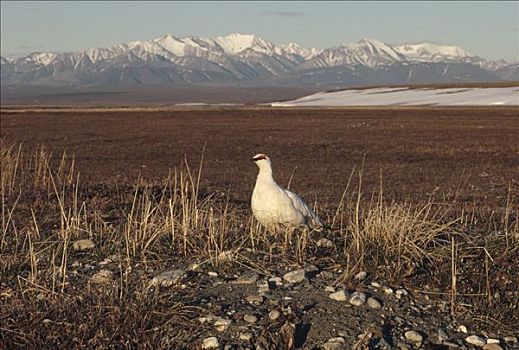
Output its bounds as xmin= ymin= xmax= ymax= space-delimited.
xmin=396 ymin=288 xmax=408 ymax=297
xmin=349 ymin=291 xmax=367 ymax=306
xmin=231 ymin=271 xmax=259 ymax=285
xmin=405 ymin=330 xmax=423 ymax=344
xmin=329 ymin=290 xmax=349 ymax=302
xmin=283 ymin=269 xmax=306 ymax=284
xmin=322 ymin=337 xmax=345 ymax=350
xmin=240 ymin=332 xmax=253 ymax=341
xmin=443 ymin=341 xmax=461 ymax=348
xmin=483 ymin=344 xmax=503 ymax=350
xmin=244 ymin=314 xmax=258 ymax=324
xmin=316 ymin=238 xmax=335 ymax=248
xmin=72 ymin=239 xmax=95 ymax=252
xmin=268 ymin=276 xmax=283 ymax=287
xmin=202 ymin=337 xmax=219 ymax=349
xmin=268 ymin=309 xmax=281 ymax=321
xmin=149 ymin=269 xmax=185 ymax=288
xmin=465 ymin=335 xmax=486 ymax=347
xmin=90 ymin=269 xmax=114 ymax=284
xmin=208 ymin=271 xmax=218 ymax=277
xmin=367 ymin=297 xmax=382 ymax=309
xmin=246 ymin=295 xmax=264 ymax=305
xmin=457 ymin=325 xmax=468 ymax=333
xmin=354 ymin=271 xmax=367 ymax=280
xmin=504 ymin=336 xmax=518 ymax=343
xmin=256 ymin=279 xmax=270 ymax=292
xmin=214 ymin=318 xmax=231 ymax=332
xmin=305 ymin=264 xmax=319 ymax=273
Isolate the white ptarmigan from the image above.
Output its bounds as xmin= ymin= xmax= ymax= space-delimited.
xmin=251 ymin=153 xmax=323 ymax=232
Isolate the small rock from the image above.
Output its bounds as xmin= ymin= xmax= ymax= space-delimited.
xmin=42 ymin=319 xmax=53 ymax=324
xmin=457 ymin=325 xmax=468 ymax=333
xmin=283 ymin=269 xmax=306 ymax=284
xmin=318 ymin=271 xmax=336 ymax=279
xmin=367 ymin=297 xmax=382 ymax=309
xmin=244 ymin=314 xmax=257 ymax=324
xmin=269 ymin=276 xmax=283 ymax=288
xmin=246 ymin=295 xmax=264 ymax=305
xmin=396 ymin=288 xmax=408 ymax=297
xmin=383 ymin=287 xmax=394 ymax=294
xmin=483 ymin=344 xmax=503 ymax=350
xmin=90 ymin=269 xmax=114 ymax=284
xmin=329 ymin=290 xmax=349 ymax=302
xmin=202 ymin=336 xmax=219 ymax=349
xmin=268 ymin=309 xmax=281 ymax=321
xmin=486 ymin=339 xmax=500 ymax=344
xmin=324 ymin=286 xmax=335 ymax=292
xmin=349 ymin=291 xmax=367 ymax=306
xmin=305 ymin=264 xmax=319 ymax=273
xmin=256 ymin=279 xmax=270 ymax=292
xmin=316 ymin=238 xmax=335 ymax=248
xmin=371 ymin=281 xmax=382 ymax=288
xmin=231 ymin=271 xmax=259 ymax=285
xmin=208 ymin=271 xmax=218 ymax=277
xmin=72 ymin=239 xmax=95 ymax=252
xmin=442 ymin=341 xmax=460 ymax=348
xmin=465 ymin=335 xmax=486 ymax=347
xmin=149 ymin=269 xmax=185 ymax=288
xmin=214 ymin=318 xmax=231 ymax=332
xmin=354 ymin=271 xmax=367 ymax=281
xmin=504 ymin=336 xmax=518 ymax=343
xmin=405 ymin=330 xmax=423 ymax=344
xmin=239 ymin=332 xmax=253 ymax=341
xmin=198 ymin=315 xmax=216 ymax=324
xmin=322 ymin=337 xmax=345 ymax=350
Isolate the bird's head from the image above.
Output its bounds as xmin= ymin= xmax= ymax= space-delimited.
xmin=252 ymin=153 xmax=272 ymax=169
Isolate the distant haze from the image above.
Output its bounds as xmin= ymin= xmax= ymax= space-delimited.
xmin=1 ymin=1 xmax=518 ymax=61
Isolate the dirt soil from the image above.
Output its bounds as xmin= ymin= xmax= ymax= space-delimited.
xmin=1 ymin=106 xmax=518 ymax=208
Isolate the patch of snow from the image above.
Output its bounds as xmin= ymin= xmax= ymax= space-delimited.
xmin=272 ymin=87 xmax=519 ymax=106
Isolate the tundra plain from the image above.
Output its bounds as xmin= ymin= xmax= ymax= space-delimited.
xmin=1 ymin=106 xmax=518 ymax=349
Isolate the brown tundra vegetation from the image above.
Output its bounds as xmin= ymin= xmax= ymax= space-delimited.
xmin=1 ymin=106 xmax=518 ymax=349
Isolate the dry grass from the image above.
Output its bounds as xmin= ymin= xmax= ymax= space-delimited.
xmin=1 ymin=141 xmax=518 ymax=346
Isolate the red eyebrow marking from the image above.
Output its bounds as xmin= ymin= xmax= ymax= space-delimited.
xmin=253 ymin=154 xmax=267 ymax=161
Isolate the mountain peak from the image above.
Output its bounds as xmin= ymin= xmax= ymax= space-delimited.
xmin=2 ymin=33 xmax=513 ymax=87
xmin=394 ymin=42 xmax=471 ymax=61
xmin=214 ymin=33 xmax=275 ymax=54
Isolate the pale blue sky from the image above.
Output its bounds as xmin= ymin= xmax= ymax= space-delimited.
xmin=1 ymin=1 xmax=518 ymax=60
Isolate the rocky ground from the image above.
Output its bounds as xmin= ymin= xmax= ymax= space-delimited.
xmin=6 ymin=238 xmax=513 ymax=350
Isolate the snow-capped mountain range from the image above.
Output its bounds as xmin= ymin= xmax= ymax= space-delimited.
xmin=1 ymin=33 xmax=517 ymax=86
